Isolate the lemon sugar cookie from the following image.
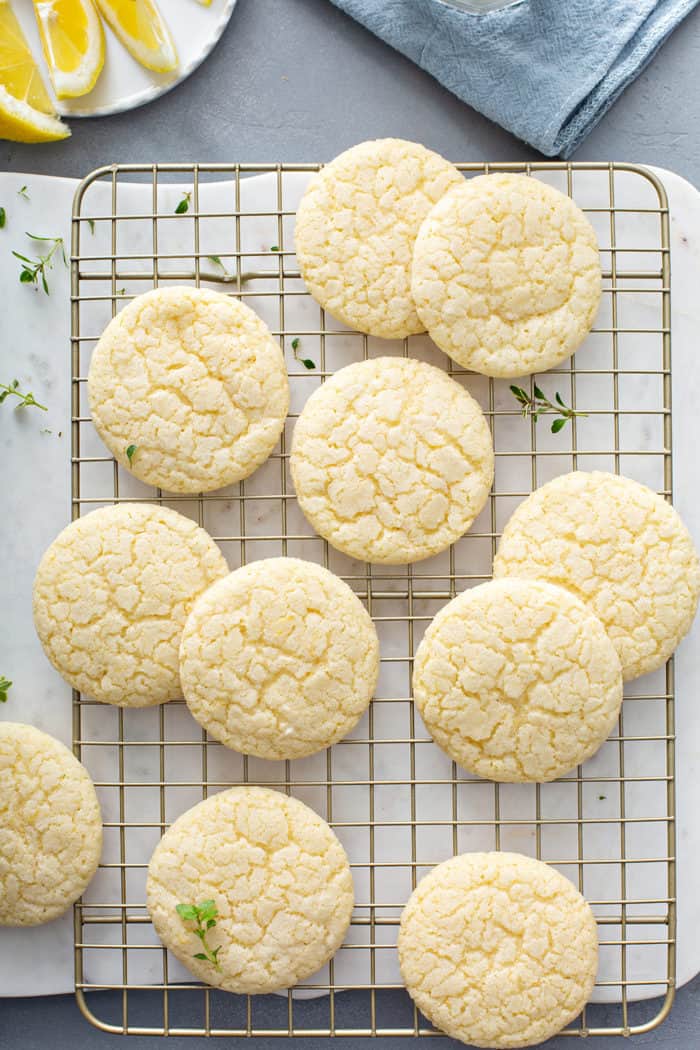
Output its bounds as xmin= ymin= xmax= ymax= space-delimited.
xmin=413 ymin=578 xmax=623 ymax=783
xmin=33 ymin=503 xmax=228 ymax=706
xmin=146 ymin=786 xmax=354 ymax=994
xmin=411 ymin=173 xmax=602 ymax=378
xmin=0 ymin=722 xmax=102 ymax=927
xmin=398 ymin=851 xmax=598 ymax=1048
xmin=294 ymin=138 xmax=464 ymax=339
xmin=88 ymin=287 xmax=289 ymax=493
xmin=290 ymin=357 xmax=494 ymax=564
xmin=180 ymin=557 xmax=379 ymax=760
xmin=493 ymin=471 xmax=700 ymax=680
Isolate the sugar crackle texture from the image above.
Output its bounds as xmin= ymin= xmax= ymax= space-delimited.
xmin=294 ymin=138 xmax=464 ymax=339
xmin=88 ymin=287 xmax=289 ymax=494
xmin=398 ymin=852 xmax=598 ymax=1049
xmin=411 ymin=174 xmax=602 ymax=378
xmin=413 ymin=579 xmax=623 ymax=783
xmin=146 ymin=786 xmax=354 ymax=994
xmin=0 ymin=723 xmax=102 ymax=927
xmin=290 ymin=357 xmax=494 ymax=564
xmin=493 ymin=471 xmax=700 ymax=680
xmin=180 ymin=558 xmax=379 ymax=760
xmin=33 ymin=503 xmax=228 ymax=706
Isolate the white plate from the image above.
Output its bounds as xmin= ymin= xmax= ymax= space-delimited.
xmin=13 ymin=0 xmax=237 ymax=118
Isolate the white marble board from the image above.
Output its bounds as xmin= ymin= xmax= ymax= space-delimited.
xmin=0 ymin=165 xmax=699 ymax=1004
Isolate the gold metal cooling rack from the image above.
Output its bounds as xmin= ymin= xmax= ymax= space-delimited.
xmin=70 ymin=161 xmax=675 ymax=1039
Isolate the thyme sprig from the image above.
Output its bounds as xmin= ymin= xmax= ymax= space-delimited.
xmin=176 ymin=900 xmax=222 ymax=971
xmin=510 ymin=384 xmax=587 ymax=434
xmin=0 ymin=379 xmax=47 ymax=411
xmin=13 ymin=232 xmax=67 ymax=294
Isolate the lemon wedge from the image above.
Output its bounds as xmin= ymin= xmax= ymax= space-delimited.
xmin=94 ymin=0 xmax=177 ymax=73
xmin=0 ymin=0 xmax=54 ymax=113
xmin=0 ymin=84 xmax=70 ymax=141
xmin=0 ymin=1 xmax=70 ymax=142
xmin=33 ymin=0 xmax=105 ymax=99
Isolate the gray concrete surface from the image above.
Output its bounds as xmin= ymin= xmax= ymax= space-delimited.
xmin=1 ymin=0 xmax=699 ymax=1045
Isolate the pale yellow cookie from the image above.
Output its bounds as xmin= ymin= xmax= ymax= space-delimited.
xmin=494 ymin=471 xmax=700 ymax=680
xmin=411 ymin=174 xmax=602 ymax=378
xmin=413 ymin=579 xmax=622 ymax=782
xmin=88 ymin=287 xmax=289 ymax=493
xmin=294 ymin=138 xmax=464 ymax=339
xmin=290 ymin=357 xmax=494 ymax=564
xmin=180 ymin=558 xmax=379 ymax=760
xmin=0 ymin=723 xmax=102 ymax=926
xmin=398 ymin=851 xmax=598 ymax=1048
xmin=33 ymin=503 xmax=228 ymax=706
xmin=146 ymin=786 xmax=354 ymax=994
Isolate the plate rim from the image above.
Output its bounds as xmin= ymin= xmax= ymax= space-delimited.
xmin=54 ymin=0 xmax=238 ymax=119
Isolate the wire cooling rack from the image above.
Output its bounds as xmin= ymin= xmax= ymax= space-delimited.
xmin=70 ymin=161 xmax=675 ymax=1038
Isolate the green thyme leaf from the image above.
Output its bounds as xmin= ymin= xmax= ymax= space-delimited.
xmin=0 ymin=676 xmax=11 ymax=703
xmin=17 ymin=186 xmax=29 ymax=201
xmin=87 ymin=219 xmax=95 ymax=234
xmin=175 ymin=192 xmax=191 ymax=215
xmin=176 ymin=900 xmax=222 ymax=971
xmin=125 ymin=444 xmax=137 ymax=464
xmin=510 ymin=384 xmax=586 ymax=435
xmin=270 ymin=245 xmax=279 ymax=252
xmin=0 ymin=381 xmax=47 ymax=411
xmin=0 ymin=207 xmax=5 ymax=229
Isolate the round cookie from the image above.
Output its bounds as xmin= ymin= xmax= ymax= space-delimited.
xmin=294 ymin=138 xmax=464 ymax=339
xmin=0 ymin=723 xmax=102 ymax=926
xmin=180 ymin=557 xmax=379 ymax=760
xmin=413 ymin=579 xmax=622 ymax=783
xmin=146 ymin=786 xmax=354 ymax=993
xmin=411 ymin=173 xmax=602 ymax=378
xmin=88 ymin=287 xmax=289 ymax=493
xmin=290 ymin=357 xmax=494 ymax=564
xmin=494 ymin=471 xmax=700 ymax=680
xmin=398 ymin=851 xmax=598 ymax=1049
xmin=33 ymin=503 xmax=228 ymax=706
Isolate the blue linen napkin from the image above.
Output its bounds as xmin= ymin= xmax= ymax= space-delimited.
xmin=328 ymin=0 xmax=699 ymax=157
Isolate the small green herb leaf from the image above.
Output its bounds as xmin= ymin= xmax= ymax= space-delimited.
xmin=125 ymin=444 xmax=137 ymax=464
xmin=17 ymin=185 xmax=29 ymax=201
xmin=176 ymin=900 xmax=222 ymax=971
xmin=13 ymin=233 xmax=66 ymax=295
xmin=270 ymin=245 xmax=279 ymax=252
xmin=290 ymin=336 xmax=316 ymax=370
xmin=175 ymin=192 xmax=191 ymax=215
xmin=0 ymin=676 xmax=11 ymax=703
xmin=0 ymin=381 xmax=47 ymax=411
xmin=510 ymin=384 xmax=586 ymax=435
xmin=206 ymin=255 xmax=231 ymax=277
xmin=0 ymin=207 xmax=5 ymax=229
xmin=87 ymin=218 xmax=95 ymax=234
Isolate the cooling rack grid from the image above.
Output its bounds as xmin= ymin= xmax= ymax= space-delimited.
xmin=70 ymin=160 xmax=674 ymax=1038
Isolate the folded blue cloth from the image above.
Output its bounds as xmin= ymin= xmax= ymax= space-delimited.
xmin=329 ymin=0 xmax=699 ymax=157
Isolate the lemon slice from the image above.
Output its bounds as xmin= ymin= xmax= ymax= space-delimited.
xmin=0 ymin=0 xmax=70 ymax=142
xmin=95 ymin=0 xmax=178 ymax=73
xmin=0 ymin=84 xmax=70 ymax=141
xmin=0 ymin=0 xmax=54 ymax=113
xmin=33 ymin=0 xmax=105 ymax=99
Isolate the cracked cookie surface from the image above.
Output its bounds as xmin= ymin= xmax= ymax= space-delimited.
xmin=180 ymin=557 xmax=379 ymax=760
xmin=398 ymin=851 xmax=598 ymax=1049
xmin=33 ymin=503 xmax=228 ymax=706
xmin=294 ymin=138 xmax=464 ymax=339
xmin=146 ymin=786 xmax=354 ymax=993
xmin=88 ymin=287 xmax=289 ymax=493
xmin=0 ymin=722 xmax=102 ymax=927
xmin=411 ymin=174 xmax=601 ymax=378
xmin=413 ymin=579 xmax=622 ymax=783
xmin=290 ymin=357 xmax=494 ymax=564
xmin=493 ymin=471 xmax=700 ymax=680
